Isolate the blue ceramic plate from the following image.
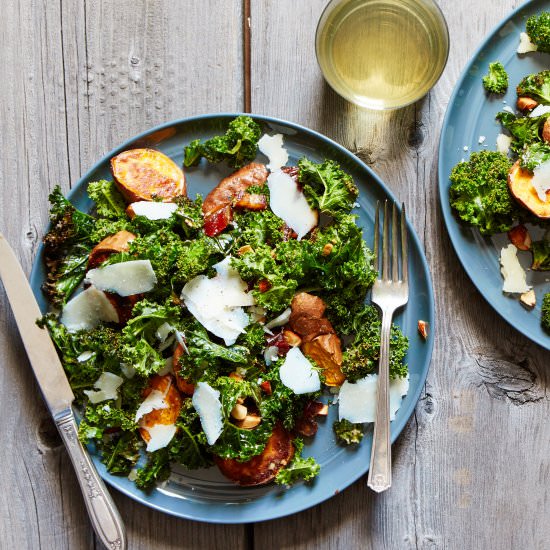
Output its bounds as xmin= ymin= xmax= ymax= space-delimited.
xmin=30 ymin=114 xmax=434 ymax=523
xmin=439 ymin=0 xmax=550 ymax=351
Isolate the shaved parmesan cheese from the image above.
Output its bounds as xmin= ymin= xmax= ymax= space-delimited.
xmin=500 ymin=244 xmax=531 ymax=294
xmin=263 ymin=346 xmax=279 ymax=366
xmin=502 ymin=105 xmax=515 ymax=114
xmin=517 ymin=32 xmax=538 ymax=54
xmin=496 ymin=133 xmax=512 ymax=155
xmin=129 ymin=201 xmax=178 ymax=220
xmin=279 ymin=347 xmax=321 ymax=394
xmin=531 ymin=160 xmax=550 ymax=202
xmin=61 ymin=286 xmax=119 ymax=331
xmin=338 ymin=374 xmax=409 ymax=423
xmin=134 ymin=389 xmax=169 ymax=422
xmin=77 ymin=351 xmax=94 ymax=362
xmin=265 ymin=307 xmax=291 ymax=329
xmin=267 ymin=170 xmax=318 ymax=240
xmin=142 ymin=423 xmax=177 ymax=452
xmin=156 ymin=322 xmax=174 ymax=342
xmin=181 ymin=257 xmax=254 ymax=345
xmin=478 ymin=136 xmax=486 ymax=144
xmin=86 ymin=260 xmax=157 ymax=296
xmin=158 ymin=356 xmax=174 ymax=376
xmin=192 ymin=382 xmax=223 ymax=445
xmin=120 ymin=363 xmax=136 ymax=379
xmin=84 ymin=372 xmax=124 ymax=404
xmin=258 ymin=133 xmax=289 ymax=172
xmin=529 ymin=105 xmax=550 ymax=118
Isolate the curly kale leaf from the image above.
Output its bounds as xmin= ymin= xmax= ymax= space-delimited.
xmin=449 ymin=151 xmax=517 ymax=235
xmin=526 ymin=12 xmax=550 ymax=53
xmin=542 ymin=293 xmax=550 ymax=332
xmin=175 ymin=322 xmax=251 ymax=384
xmin=496 ymin=111 xmax=550 ymax=154
xmin=482 ymin=62 xmax=508 ymax=94
xmin=531 ymin=239 xmax=550 ymax=270
xmin=327 ymin=302 xmax=408 ymax=381
xmin=275 ymin=438 xmax=320 ymax=485
xmin=42 ymin=187 xmax=96 ymax=305
xmin=41 ymin=245 xmax=90 ymax=307
xmin=520 ymin=142 xmax=550 ymax=171
xmin=232 ymin=209 xmax=286 ymax=249
xmin=260 ymin=364 xmax=319 ymax=430
xmin=517 ymin=70 xmax=550 ymax=105
xmin=333 ymin=419 xmax=364 ymax=445
xmin=40 ymin=316 xmax=126 ymax=399
xmin=184 ymin=116 xmax=262 ymax=168
xmin=87 ymin=180 xmax=127 ymax=219
xmin=298 ymin=158 xmax=359 ymax=218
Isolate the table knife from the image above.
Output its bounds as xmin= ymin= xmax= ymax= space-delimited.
xmin=0 ymin=234 xmax=127 ymax=550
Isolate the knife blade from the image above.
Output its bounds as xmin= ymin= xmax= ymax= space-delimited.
xmin=0 ymin=233 xmax=127 ymax=550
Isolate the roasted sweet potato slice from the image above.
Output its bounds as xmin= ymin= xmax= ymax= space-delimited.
xmin=172 ymin=343 xmax=195 ymax=395
xmin=202 ymin=162 xmax=268 ymax=216
xmin=214 ymin=423 xmax=294 ymax=486
xmin=302 ymin=333 xmax=345 ymax=387
xmin=508 ymin=161 xmax=550 ymax=219
xmin=138 ymin=375 xmax=182 ymax=444
xmin=111 ymin=148 xmax=186 ymax=202
xmin=88 ymin=230 xmax=136 ymax=269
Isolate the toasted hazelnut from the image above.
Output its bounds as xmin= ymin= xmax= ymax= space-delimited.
xmin=235 ymin=414 xmax=262 ymax=430
xmin=231 ymin=403 xmax=248 ymax=421
xmin=322 ymin=243 xmax=333 ymax=256
xmin=238 ymin=245 xmax=254 ymax=256
xmin=418 ymin=320 xmax=429 ymax=340
xmin=283 ymin=329 xmax=302 ymax=347
xmin=517 ymin=96 xmax=538 ymax=111
xmin=520 ymin=289 xmax=536 ymax=309
xmin=543 ymin=119 xmax=550 ymax=144
xmin=508 ymin=225 xmax=532 ymax=251
xmin=229 ymin=371 xmax=244 ymax=381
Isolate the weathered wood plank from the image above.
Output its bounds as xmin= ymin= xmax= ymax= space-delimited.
xmin=251 ymin=1 xmax=550 ymax=549
xmin=0 ymin=1 xmax=245 ymax=548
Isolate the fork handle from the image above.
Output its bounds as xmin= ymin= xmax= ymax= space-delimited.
xmin=367 ymin=309 xmax=393 ymax=492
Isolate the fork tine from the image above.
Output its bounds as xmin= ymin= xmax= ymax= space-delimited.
xmin=401 ymin=203 xmax=408 ymax=284
xmin=392 ymin=202 xmax=398 ymax=282
xmin=382 ymin=200 xmax=389 ymax=281
xmin=374 ymin=201 xmax=380 ymax=269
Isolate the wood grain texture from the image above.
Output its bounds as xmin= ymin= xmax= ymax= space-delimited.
xmin=0 ymin=1 xmax=245 ymax=549
xmin=251 ymin=0 xmax=550 ymax=549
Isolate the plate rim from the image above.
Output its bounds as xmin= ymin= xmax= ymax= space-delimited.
xmin=30 ymin=112 xmax=435 ymax=522
xmin=437 ymin=0 xmax=550 ymax=352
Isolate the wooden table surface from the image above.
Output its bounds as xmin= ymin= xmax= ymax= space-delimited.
xmin=1 ymin=1 xmax=549 ymax=548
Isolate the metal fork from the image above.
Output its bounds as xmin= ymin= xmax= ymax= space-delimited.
xmin=367 ymin=201 xmax=409 ymax=493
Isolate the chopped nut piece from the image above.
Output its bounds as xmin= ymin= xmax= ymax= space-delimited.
xmin=229 ymin=371 xmax=244 ymax=381
xmin=520 ymin=289 xmax=536 ymax=309
xmin=237 ymin=244 xmax=254 ymax=256
xmin=322 ymin=243 xmax=333 ymax=256
xmin=235 ymin=414 xmax=262 ymax=430
xmin=283 ymin=329 xmax=302 ymax=347
xmin=543 ymin=119 xmax=550 ymax=144
xmin=418 ymin=320 xmax=429 ymax=340
xmin=231 ymin=403 xmax=248 ymax=421
xmin=517 ymin=96 xmax=538 ymax=111
xmin=507 ymin=225 xmax=532 ymax=251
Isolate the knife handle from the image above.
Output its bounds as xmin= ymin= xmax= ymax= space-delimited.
xmin=55 ymin=408 xmax=127 ymax=550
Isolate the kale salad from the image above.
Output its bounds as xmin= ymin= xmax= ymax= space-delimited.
xmin=40 ymin=116 xmax=409 ymax=489
xmin=449 ymin=12 xmax=550 ymax=334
